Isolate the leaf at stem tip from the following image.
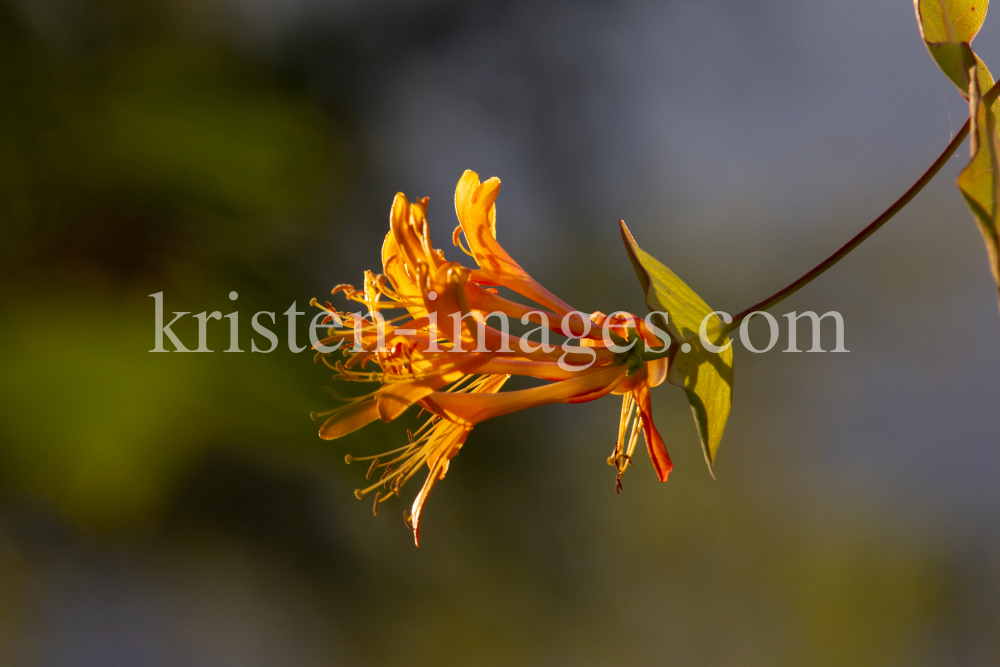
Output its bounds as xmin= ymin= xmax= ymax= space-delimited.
xmin=958 ymin=64 xmax=1000 ymax=309
xmin=619 ymin=221 xmax=733 ymax=475
xmin=915 ymin=0 xmax=991 ymax=93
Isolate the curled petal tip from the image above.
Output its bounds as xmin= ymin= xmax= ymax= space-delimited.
xmin=404 ymin=511 xmax=421 ymax=547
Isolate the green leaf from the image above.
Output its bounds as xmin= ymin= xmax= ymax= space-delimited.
xmin=926 ymin=41 xmax=978 ymax=92
xmin=619 ymin=222 xmax=734 ymax=475
xmin=958 ymin=64 xmax=1000 ymax=307
xmin=974 ymin=52 xmax=997 ymax=94
xmin=916 ymin=0 xmax=987 ymax=43
xmin=916 ymin=2 xmax=1000 ymax=305
xmin=915 ymin=0 xmax=990 ymax=92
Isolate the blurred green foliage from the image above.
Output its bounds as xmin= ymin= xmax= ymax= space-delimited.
xmin=0 ymin=0 xmax=342 ymax=526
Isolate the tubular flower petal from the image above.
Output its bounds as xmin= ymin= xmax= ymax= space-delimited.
xmin=312 ymin=173 xmax=679 ymax=544
xmin=422 ymin=365 xmax=628 ymax=426
xmin=454 ymin=170 xmax=577 ymax=316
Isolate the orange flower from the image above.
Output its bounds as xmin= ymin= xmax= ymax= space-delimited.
xmin=312 ymin=171 xmax=672 ymax=545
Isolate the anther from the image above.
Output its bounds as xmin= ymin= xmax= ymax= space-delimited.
xmin=366 ymin=457 xmax=379 ymax=480
xmin=373 ymin=491 xmax=382 ymax=516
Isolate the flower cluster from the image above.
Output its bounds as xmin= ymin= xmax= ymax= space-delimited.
xmin=312 ymin=171 xmax=672 ymax=545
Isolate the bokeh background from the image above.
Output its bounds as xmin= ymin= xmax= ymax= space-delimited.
xmin=0 ymin=0 xmax=998 ymax=665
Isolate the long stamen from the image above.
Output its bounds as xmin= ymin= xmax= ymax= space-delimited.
xmin=409 ymin=416 xmax=440 ymax=441
xmin=374 ymin=276 xmax=426 ymax=309
xmin=351 ymin=413 xmax=452 ymax=500
xmin=618 ymin=394 xmax=633 ymax=451
xmin=611 ymin=395 xmax=640 ymax=493
xmin=460 ymin=375 xmax=496 ymax=393
xmin=445 ymin=374 xmax=478 ymax=394
xmin=625 ymin=409 xmax=642 ymax=461
xmin=345 ymin=442 xmax=415 ymax=463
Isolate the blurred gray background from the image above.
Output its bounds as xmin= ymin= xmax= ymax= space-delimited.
xmin=0 ymin=0 xmax=997 ymax=665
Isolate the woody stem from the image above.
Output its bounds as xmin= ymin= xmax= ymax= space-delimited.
xmin=725 ymin=100 xmax=984 ymax=332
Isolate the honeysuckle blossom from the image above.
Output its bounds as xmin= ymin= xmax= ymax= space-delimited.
xmin=312 ymin=170 xmax=672 ymax=545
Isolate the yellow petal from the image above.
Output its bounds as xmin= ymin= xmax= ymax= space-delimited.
xmin=647 ymin=357 xmax=668 ymax=387
xmin=455 ymin=170 xmax=577 ymax=316
xmin=376 ymin=354 xmax=491 ymax=420
xmin=376 ymin=383 xmax=436 ymax=422
xmin=382 ymin=230 xmax=428 ymax=320
xmin=390 ymin=193 xmax=440 ymax=275
xmin=410 ymin=444 xmax=459 ymax=547
xmin=410 ymin=373 xmax=507 ymax=546
xmin=318 ymin=399 xmax=381 ymax=439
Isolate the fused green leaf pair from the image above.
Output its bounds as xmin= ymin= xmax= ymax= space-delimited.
xmin=620 ymin=223 xmax=734 ymax=476
xmin=916 ymin=0 xmax=1000 ymax=305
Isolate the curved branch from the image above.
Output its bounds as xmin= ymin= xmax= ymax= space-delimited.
xmin=726 ymin=96 xmax=989 ymax=330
